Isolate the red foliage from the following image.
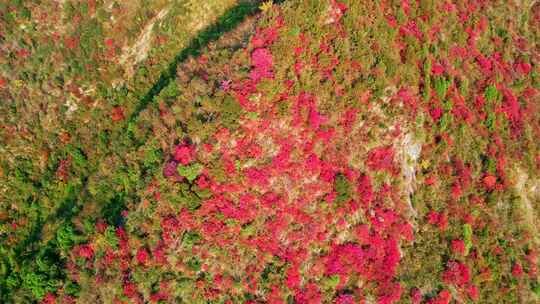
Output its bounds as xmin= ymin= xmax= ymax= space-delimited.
xmin=482 ymin=174 xmax=497 ymax=190
xmin=427 ymin=211 xmax=448 ymax=230
xmin=467 ymin=284 xmax=479 ymax=301
xmin=366 ymin=146 xmax=396 ymax=172
xmin=136 ymin=248 xmax=149 ymax=265
xmin=424 ymin=175 xmax=437 ymax=186
xmin=252 ymin=48 xmax=273 ymax=70
xmin=251 ymin=26 xmax=279 ymax=48
xmin=335 ymin=294 xmax=355 ymax=304
xmin=427 ymin=290 xmax=452 ymax=304
xmin=432 ymin=61 xmax=445 ymax=75
xmin=123 ymin=282 xmax=138 ymax=298
xmin=17 ymin=48 xmax=30 ymax=58
xmin=326 ymin=0 xmax=348 ymax=24
xmin=41 ymin=293 xmax=56 ymax=304
xmin=511 ymin=262 xmax=524 ymax=278
xmin=76 ymin=244 xmax=94 ymax=260
xmin=250 ymin=48 xmax=274 ymax=81
xmin=111 ymin=106 xmax=125 ymax=122
xmin=377 ymin=281 xmax=402 ymax=304
xmin=163 ymin=160 xmax=183 ymax=182
xmin=294 ymin=283 xmax=322 ymax=304
xmin=150 ymin=291 xmax=169 ymax=303
xmin=324 ymin=243 xmax=364 ymax=277
xmin=197 ymin=174 xmax=210 ymax=189
xmin=399 ymin=21 xmax=423 ymax=42
xmin=438 ymin=213 xmax=448 ymax=231
xmin=56 ymin=158 xmax=71 ymax=182
xmin=285 ymin=265 xmax=301 ymax=289
xmin=451 ymin=182 xmax=462 ymax=200
xmin=430 ymin=107 xmax=443 ymax=121
xmin=95 ymin=219 xmax=107 ymax=233
xmin=451 ymin=239 xmax=466 ymax=255
xmin=442 ymin=260 xmax=470 ymax=286
xmin=341 ymin=108 xmax=358 ymax=133
xmin=174 ymin=143 xmax=195 ymax=165
xmin=357 ymin=174 xmax=374 ymax=207
xmin=244 ymin=167 xmax=270 ymax=187
xmin=64 ymin=36 xmax=79 ymax=50
xmin=499 ymin=87 xmax=523 ymax=134
xmin=410 ymin=288 xmax=422 ymax=304
xmin=514 ymin=61 xmax=531 ymax=75
xmin=104 ymin=38 xmax=114 ymax=47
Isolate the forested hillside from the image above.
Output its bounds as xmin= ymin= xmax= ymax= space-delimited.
xmin=1 ymin=1 xmax=539 ymax=303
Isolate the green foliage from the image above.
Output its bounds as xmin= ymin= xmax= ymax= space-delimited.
xmin=434 ymin=76 xmax=451 ymax=99
xmin=241 ymin=222 xmax=257 ymax=238
xmin=64 ymin=281 xmax=80 ymax=297
xmin=177 ymin=163 xmax=203 ymax=182
xmin=182 ymin=231 xmax=201 ymax=249
xmin=18 ymin=247 xmax=64 ymax=300
xmin=483 ymin=112 xmax=497 ymax=132
xmin=439 ymin=112 xmax=452 ymax=132
xmin=484 ymin=85 xmax=500 ymax=102
xmin=104 ymin=226 xmax=119 ymax=249
xmin=246 ymin=111 xmax=259 ymax=120
xmin=82 ymin=218 xmax=96 ymax=235
xmin=220 ymin=96 xmax=242 ymax=128
xmin=423 ymin=60 xmax=432 ymax=101
xmin=21 ymin=271 xmax=53 ymax=299
xmin=101 ymin=195 xmax=126 ymax=226
xmin=321 ymin=275 xmax=340 ymax=291
xmin=334 ymin=174 xmax=352 ymax=203
xmin=533 ymin=282 xmax=540 ymax=297
xmin=463 ymin=223 xmax=473 ymax=256
xmin=65 ymin=144 xmax=88 ymax=170
xmin=186 ymin=257 xmax=201 ymax=271
xmin=161 ymin=80 xmax=180 ymax=100
xmin=143 ymin=146 xmax=162 ymax=168
xmin=56 ymin=224 xmax=77 ymax=251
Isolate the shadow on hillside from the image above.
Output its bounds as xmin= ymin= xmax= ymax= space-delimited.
xmin=128 ymin=0 xmax=271 ymax=124
xmin=8 ymin=1 xmax=282 ymax=296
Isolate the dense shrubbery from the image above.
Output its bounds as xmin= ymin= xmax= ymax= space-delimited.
xmin=1 ymin=0 xmax=540 ymax=303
